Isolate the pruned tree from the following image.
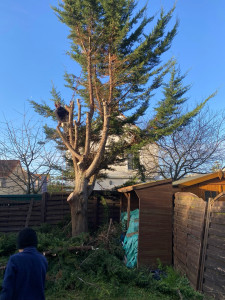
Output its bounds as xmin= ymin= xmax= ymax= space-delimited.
xmin=0 ymin=113 xmax=61 ymax=194
xmin=144 ymin=107 xmax=224 ymax=181
xmin=30 ymin=1 xmax=212 ymax=236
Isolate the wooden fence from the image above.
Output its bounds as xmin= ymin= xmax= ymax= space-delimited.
xmin=174 ymin=191 xmax=225 ymax=299
xmin=0 ymin=191 xmax=120 ymax=233
xmin=200 ymin=193 xmax=225 ymax=299
xmin=173 ymin=192 xmax=206 ymax=289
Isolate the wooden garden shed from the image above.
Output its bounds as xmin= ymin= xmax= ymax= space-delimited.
xmin=118 ymin=179 xmax=173 ymax=268
xmin=172 ymin=170 xmax=225 ymax=201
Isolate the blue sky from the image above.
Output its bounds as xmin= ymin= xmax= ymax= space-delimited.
xmin=0 ymin=0 xmax=225 ymax=121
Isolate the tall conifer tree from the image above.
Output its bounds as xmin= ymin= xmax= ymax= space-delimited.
xmin=31 ymin=1 xmax=212 ymax=236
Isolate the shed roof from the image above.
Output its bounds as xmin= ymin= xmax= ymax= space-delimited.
xmin=172 ymin=170 xmax=224 ymax=187
xmin=0 ymin=160 xmax=21 ymax=178
xmin=117 ymin=179 xmax=172 ymax=193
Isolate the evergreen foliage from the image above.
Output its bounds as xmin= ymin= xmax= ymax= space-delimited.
xmin=29 ymin=0 xmax=214 ymax=235
xmin=30 ymin=0 xmax=179 ymax=173
xmin=147 ymin=66 xmax=216 ymax=141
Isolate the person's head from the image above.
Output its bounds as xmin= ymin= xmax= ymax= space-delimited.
xmin=17 ymin=228 xmax=38 ymax=250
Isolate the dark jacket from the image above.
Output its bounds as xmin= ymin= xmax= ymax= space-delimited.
xmin=0 ymin=247 xmax=48 ymax=300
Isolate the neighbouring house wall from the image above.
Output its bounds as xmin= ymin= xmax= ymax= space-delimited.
xmin=95 ymin=143 xmax=159 ymax=190
xmin=0 ymin=165 xmax=26 ymax=195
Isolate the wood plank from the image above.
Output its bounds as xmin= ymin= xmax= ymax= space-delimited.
xmin=0 ymin=210 xmax=41 ymax=217
xmin=139 ymin=239 xmax=172 ymax=249
xmin=140 ymin=213 xmax=172 ymax=221
xmin=47 ymin=202 xmax=68 ymax=208
xmin=173 ymin=248 xmax=187 ymax=264
xmin=140 ymin=204 xmax=172 ymax=212
xmin=173 ymin=223 xmax=189 ymax=234
xmin=174 ymin=224 xmax=203 ymax=239
xmin=0 ymin=227 xmax=25 ymax=232
xmin=210 ymin=222 xmax=225 ymax=231
xmin=175 ymin=196 xmax=205 ymax=205
xmin=0 ymin=200 xmax=33 ymax=204
xmin=174 ymin=218 xmax=204 ymax=229
xmin=0 ymin=221 xmax=26 ymax=227
xmin=212 ymin=201 xmax=225 ymax=208
xmin=173 ymin=230 xmax=188 ymax=240
xmin=175 ymin=192 xmax=201 ymax=200
xmin=174 ymin=238 xmax=201 ymax=254
xmin=174 ymin=205 xmax=206 ymax=215
xmin=211 ymin=214 xmax=225 ymax=225
xmin=186 ymin=255 xmax=201 ymax=270
xmin=174 ymin=256 xmax=187 ymax=275
xmin=0 ymin=205 xmax=29 ymax=210
xmin=186 ymin=267 xmax=198 ymax=284
xmin=208 ymin=227 xmax=225 ymax=238
xmin=204 ymin=269 xmax=225 ymax=290
xmin=174 ymin=213 xmax=205 ymax=224
xmin=187 ymin=243 xmax=201 ymax=257
xmin=173 ymin=245 xmax=201 ymax=265
xmin=177 ymin=210 xmax=205 ymax=219
xmin=211 ymin=206 xmax=225 ymax=213
xmin=138 ymin=248 xmax=171 ymax=256
xmin=46 ymin=208 xmax=69 ymax=214
xmin=207 ymin=244 xmax=225 ymax=260
xmin=139 ymin=238 xmax=172 ymax=247
xmin=0 ymin=215 xmax=41 ymax=222
xmin=204 ymin=256 xmax=225 ymax=275
xmin=203 ymin=278 xmax=225 ymax=297
xmin=207 ymin=236 xmax=225 ymax=249
xmin=140 ymin=221 xmax=172 ymax=229
xmin=140 ymin=209 xmax=172 ymax=217
xmin=174 ymin=208 xmax=205 ymax=218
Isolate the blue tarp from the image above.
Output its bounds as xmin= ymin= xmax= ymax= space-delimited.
xmin=121 ymin=209 xmax=139 ymax=268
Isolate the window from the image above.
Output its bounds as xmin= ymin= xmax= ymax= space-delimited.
xmin=0 ymin=178 xmax=6 ymax=188
xmin=127 ymin=153 xmax=140 ymax=170
xmin=127 ymin=153 xmax=134 ymax=170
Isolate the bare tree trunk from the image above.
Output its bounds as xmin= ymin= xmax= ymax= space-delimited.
xmin=57 ymin=100 xmax=109 ymax=236
xmin=68 ymin=177 xmax=89 ymax=236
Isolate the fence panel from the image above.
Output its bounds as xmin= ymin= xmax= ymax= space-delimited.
xmin=0 ymin=192 xmax=120 ymax=232
xmin=201 ymin=193 xmax=225 ymax=299
xmin=43 ymin=191 xmax=120 ymax=228
xmin=0 ymin=195 xmax=42 ymax=232
xmin=44 ymin=192 xmax=70 ymax=225
xmin=173 ymin=192 xmax=207 ymax=289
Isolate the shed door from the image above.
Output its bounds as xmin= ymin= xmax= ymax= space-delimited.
xmin=137 ymin=183 xmax=173 ymax=268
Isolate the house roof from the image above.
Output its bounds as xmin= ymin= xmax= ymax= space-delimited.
xmin=172 ymin=170 xmax=224 ymax=187
xmin=0 ymin=160 xmax=21 ymax=178
xmin=117 ymin=179 xmax=172 ymax=193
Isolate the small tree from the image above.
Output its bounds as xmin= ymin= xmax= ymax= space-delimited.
xmin=0 ymin=113 xmax=60 ymax=194
xmin=31 ymin=1 xmax=212 ymax=236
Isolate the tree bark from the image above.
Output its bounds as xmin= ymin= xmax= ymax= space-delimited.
xmin=68 ymin=176 xmax=89 ymax=236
